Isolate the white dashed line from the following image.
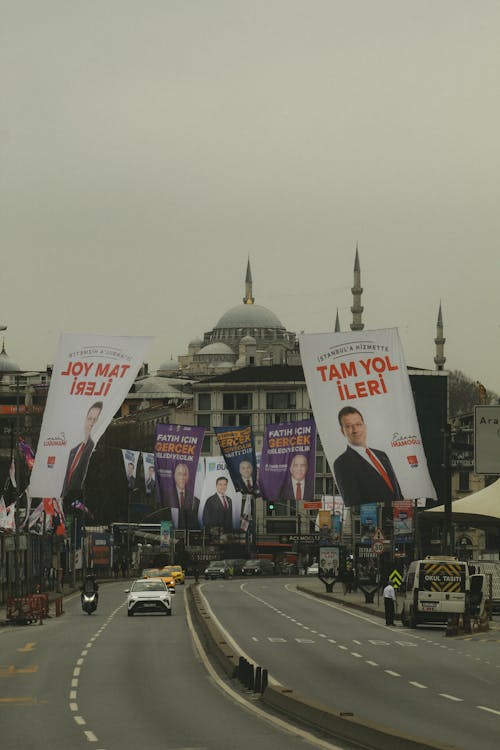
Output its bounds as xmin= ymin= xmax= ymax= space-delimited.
xmin=385 ymin=670 xmax=400 ymax=677
xmin=84 ymin=731 xmax=98 ymax=742
xmin=69 ymin=702 xmax=78 ymax=711
xmin=409 ymin=681 xmax=427 ymax=689
xmin=439 ymin=694 xmax=463 ymax=702
xmin=338 ymin=645 xmax=348 ymax=650
xmin=351 ymin=652 xmax=363 ymax=658
xmin=74 ymin=716 xmax=86 ymax=725
xmin=366 ymin=660 xmax=378 ymax=667
xmin=477 ymin=705 xmax=500 ymax=716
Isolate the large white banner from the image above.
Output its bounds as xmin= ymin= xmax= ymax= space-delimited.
xmin=30 ymin=334 xmax=152 ymax=499
xmin=299 ymin=328 xmax=436 ymax=507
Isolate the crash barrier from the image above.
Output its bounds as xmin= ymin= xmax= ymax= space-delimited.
xmin=189 ymin=583 xmax=458 ymax=750
xmin=6 ymin=594 xmax=50 ymax=625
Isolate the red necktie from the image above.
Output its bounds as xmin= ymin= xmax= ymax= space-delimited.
xmin=222 ymin=495 xmax=228 ymax=509
xmin=366 ymin=448 xmax=394 ymax=492
xmin=246 ymin=480 xmax=252 ymax=492
xmin=295 ymin=483 xmax=302 ymax=501
xmin=67 ymin=442 xmax=86 ymax=485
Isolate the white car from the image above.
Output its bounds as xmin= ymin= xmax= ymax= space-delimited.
xmin=306 ymin=563 xmax=319 ymax=576
xmin=126 ymin=578 xmax=172 ymax=617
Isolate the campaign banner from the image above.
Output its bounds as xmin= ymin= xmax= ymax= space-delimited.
xmin=154 ymin=424 xmax=205 ymax=530
xmin=259 ymin=419 xmax=317 ymax=508
xmin=160 ymin=521 xmax=172 ymax=550
xmin=122 ymin=449 xmax=140 ymax=491
xmin=393 ymin=499 xmax=414 ymax=539
xmin=299 ymin=328 xmax=436 ymax=507
xmin=142 ymin=452 xmax=156 ymax=497
xmin=360 ymin=503 xmax=378 ymax=545
xmin=199 ymin=456 xmax=242 ymax=533
xmin=30 ymin=334 xmax=152 ymax=500
xmin=214 ymin=425 xmax=258 ymax=495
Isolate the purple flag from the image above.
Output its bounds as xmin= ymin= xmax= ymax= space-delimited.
xmin=259 ymin=419 xmax=317 ymax=508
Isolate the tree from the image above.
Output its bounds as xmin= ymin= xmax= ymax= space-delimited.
xmin=448 ymin=370 xmax=497 ymax=416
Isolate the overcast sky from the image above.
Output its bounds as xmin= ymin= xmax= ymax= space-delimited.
xmin=1 ymin=1 xmax=499 ymax=394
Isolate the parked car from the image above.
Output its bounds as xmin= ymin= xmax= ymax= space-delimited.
xmin=306 ymin=563 xmax=319 ymax=576
xmin=242 ymin=559 xmax=275 ymax=576
xmin=126 ymin=578 xmax=172 ymax=617
xmin=204 ymin=560 xmax=231 ymax=580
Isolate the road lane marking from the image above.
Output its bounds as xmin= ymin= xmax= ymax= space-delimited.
xmin=0 ymin=696 xmax=38 ymax=704
xmin=366 ymin=661 xmax=378 ymax=666
xmin=70 ymin=702 xmax=78 ymax=711
xmin=73 ymin=667 xmax=81 ymax=677
xmin=70 ymin=690 xmax=77 ymax=700
xmin=338 ymin=645 xmax=348 ymax=650
xmin=477 ymin=705 xmax=500 ymax=716
xmin=74 ymin=716 xmax=86 ymax=725
xmin=409 ymin=682 xmax=427 ymax=689
xmin=84 ymin=730 xmax=98 ymax=742
xmin=72 ymin=679 xmax=78 ymax=688
xmin=17 ymin=643 xmax=36 ymax=653
xmin=439 ymin=694 xmax=463 ymax=702
xmin=385 ymin=670 xmax=400 ymax=677
xmin=351 ymin=652 xmax=363 ymax=658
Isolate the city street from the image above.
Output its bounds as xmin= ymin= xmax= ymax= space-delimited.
xmin=0 ymin=581 xmax=351 ymax=750
xmin=201 ymin=578 xmax=500 ymax=750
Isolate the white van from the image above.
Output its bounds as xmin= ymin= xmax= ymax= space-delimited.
xmin=400 ymin=556 xmax=470 ymax=627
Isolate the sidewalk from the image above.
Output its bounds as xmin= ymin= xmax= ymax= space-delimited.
xmin=296 ymin=578 xmax=392 ymax=620
xmin=0 ymin=583 xmax=80 ymax=629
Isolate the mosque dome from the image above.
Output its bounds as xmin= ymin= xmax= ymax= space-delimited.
xmin=215 ymin=303 xmax=284 ymax=330
xmin=0 ymin=343 xmax=20 ymax=373
xmin=240 ymin=334 xmax=256 ymax=345
xmin=189 ymin=336 xmax=203 ymax=347
xmin=158 ymin=357 xmax=178 ymax=373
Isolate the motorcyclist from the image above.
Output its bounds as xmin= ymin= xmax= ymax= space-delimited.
xmin=81 ymin=572 xmax=99 ymax=605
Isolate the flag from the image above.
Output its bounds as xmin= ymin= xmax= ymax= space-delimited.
xmin=18 ymin=437 xmax=35 ymax=471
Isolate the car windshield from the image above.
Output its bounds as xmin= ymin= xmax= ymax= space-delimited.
xmin=132 ymin=581 xmax=166 ymax=592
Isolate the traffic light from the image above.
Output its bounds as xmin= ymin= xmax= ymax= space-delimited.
xmin=267 ymin=500 xmax=275 ymax=515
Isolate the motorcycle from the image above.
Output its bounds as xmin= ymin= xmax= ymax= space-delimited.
xmin=81 ymin=591 xmax=98 ymax=615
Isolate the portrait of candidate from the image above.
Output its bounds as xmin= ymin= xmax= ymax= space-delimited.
xmin=279 ymin=453 xmax=314 ymax=514
xmin=61 ymin=401 xmax=103 ymax=499
xmin=145 ymin=465 xmax=156 ymax=495
xmin=126 ymin=461 xmax=136 ymax=490
xmin=171 ymin=462 xmax=200 ymax=530
xmin=333 ymin=406 xmax=403 ymax=508
xmin=202 ymin=476 xmax=233 ymax=533
xmin=238 ymin=459 xmax=256 ymax=529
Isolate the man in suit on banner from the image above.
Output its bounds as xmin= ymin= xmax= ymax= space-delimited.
xmin=202 ymin=476 xmax=233 ymax=533
xmin=279 ymin=453 xmax=314 ymax=515
xmin=172 ymin=462 xmax=200 ymax=530
xmin=61 ymin=401 xmax=103 ymax=500
xmin=333 ymin=406 xmax=403 ymax=508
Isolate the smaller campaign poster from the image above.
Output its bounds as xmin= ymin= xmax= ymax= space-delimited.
xmin=142 ymin=452 xmax=156 ymax=497
xmin=154 ymin=424 xmax=205 ymax=530
xmin=122 ymin=449 xmax=140 ymax=491
xmin=393 ymin=499 xmax=414 ymax=540
xmin=214 ymin=425 xmax=258 ymax=495
xmin=199 ymin=456 xmax=242 ymax=533
xmin=160 ymin=521 xmax=172 ymax=550
xmin=360 ymin=503 xmax=378 ymax=545
xmin=259 ymin=419 xmax=317 ymax=508
xmin=319 ymin=546 xmax=341 ymax=582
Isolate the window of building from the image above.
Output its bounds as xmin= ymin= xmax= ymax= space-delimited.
xmin=265 ymin=412 xmax=292 ymax=425
xmin=315 ymin=455 xmax=324 ymax=473
xmin=197 ymin=414 xmax=211 ymax=428
xmin=458 ymin=472 xmax=470 ymax=492
xmin=201 ymin=435 xmax=212 ymax=454
xmin=223 ymin=393 xmax=252 ymax=410
xmin=198 ymin=393 xmax=211 ymax=411
xmin=266 ymin=392 xmax=296 ymax=409
xmin=224 ymin=414 xmax=252 ymax=427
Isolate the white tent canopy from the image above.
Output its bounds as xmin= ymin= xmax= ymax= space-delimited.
xmin=426 ymin=479 xmax=500 ymax=521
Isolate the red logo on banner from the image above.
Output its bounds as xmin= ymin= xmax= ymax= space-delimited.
xmin=407 ymin=455 xmax=419 ymax=467
xmin=47 ymin=456 xmax=56 ymax=468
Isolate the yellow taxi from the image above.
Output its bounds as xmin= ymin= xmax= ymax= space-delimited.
xmin=161 ymin=565 xmax=185 ymax=585
xmin=141 ymin=567 xmax=176 ymax=592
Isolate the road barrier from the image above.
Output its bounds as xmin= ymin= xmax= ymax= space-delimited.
xmin=6 ymin=594 xmax=49 ymax=625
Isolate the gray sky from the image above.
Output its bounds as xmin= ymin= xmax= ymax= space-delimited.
xmin=1 ymin=1 xmax=499 ymax=393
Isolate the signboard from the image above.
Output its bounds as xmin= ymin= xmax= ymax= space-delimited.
xmin=474 ymin=405 xmax=500 ymax=475
xmin=372 ymin=540 xmax=385 ymax=555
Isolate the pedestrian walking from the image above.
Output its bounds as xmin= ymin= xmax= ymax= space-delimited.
xmin=383 ymin=579 xmax=396 ymax=625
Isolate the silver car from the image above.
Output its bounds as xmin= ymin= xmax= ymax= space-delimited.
xmin=126 ymin=578 xmax=172 ymax=617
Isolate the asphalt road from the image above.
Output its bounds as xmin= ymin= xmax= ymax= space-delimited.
xmin=1 ymin=581 xmax=355 ymax=750
xmin=200 ymin=577 xmax=500 ymax=750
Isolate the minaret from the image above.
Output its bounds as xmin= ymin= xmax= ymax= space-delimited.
xmin=243 ymin=258 xmax=255 ymax=305
xmin=334 ymin=309 xmax=341 ymax=332
xmin=350 ymin=244 xmax=364 ymax=331
xmin=434 ymin=302 xmax=446 ymax=370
